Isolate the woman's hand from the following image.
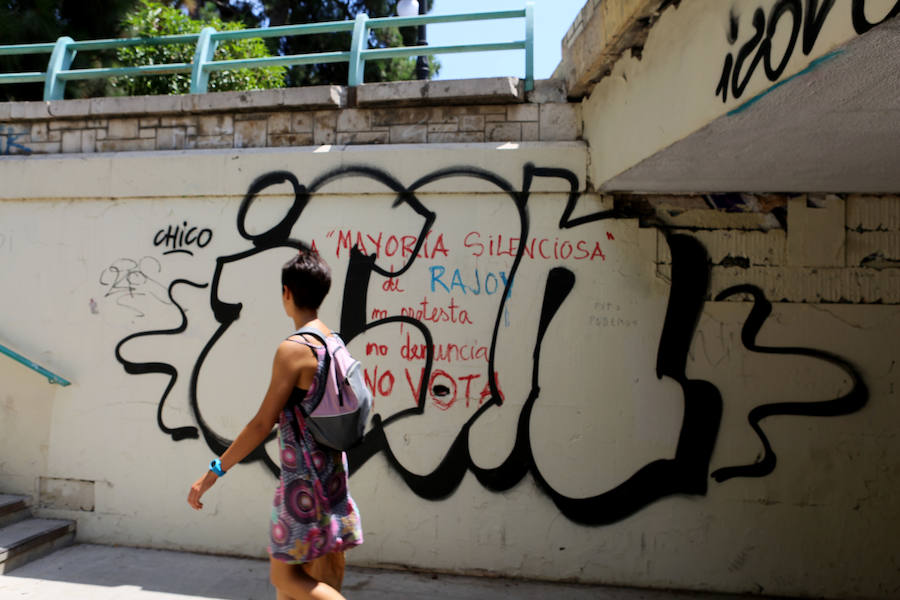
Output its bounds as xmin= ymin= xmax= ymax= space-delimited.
xmin=187 ymin=471 xmax=218 ymax=510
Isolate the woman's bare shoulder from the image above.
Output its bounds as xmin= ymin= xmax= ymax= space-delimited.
xmin=275 ymin=337 xmax=319 ymax=368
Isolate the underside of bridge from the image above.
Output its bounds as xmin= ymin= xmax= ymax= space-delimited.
xmin=558 ymin=0 xmax=900 ymax=194
xmin=604 ymin=17 xmax=900 ymax=193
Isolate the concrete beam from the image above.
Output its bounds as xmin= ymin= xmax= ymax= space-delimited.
xmin=0 ymin=78 xmax=534 ymax=123
xmin=1 ymin=86 xmax=346 ymax=122
xmin=356 ymin=77 xmax=523 ymax=107
xmin=599 ymin=16 xmax=900 ymax=193
xmin=553 ymin=0 xmax=666 ymax=98
xmin=583 ymin=0 xmax=888 ymax=191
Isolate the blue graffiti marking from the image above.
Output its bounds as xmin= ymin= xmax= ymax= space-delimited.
xmin=429 ymin=265 xmax=512 ymax=297
xmin=0 ymin=125 xmax=32 ymax=155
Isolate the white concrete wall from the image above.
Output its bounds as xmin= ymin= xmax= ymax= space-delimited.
xmin=583 ymin=0 xmax=900 ymax=188
xmin=0 ymin=144 xmax=897 ymax=599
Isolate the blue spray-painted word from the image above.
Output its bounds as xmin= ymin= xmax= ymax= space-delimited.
xmin=429 ymin=266 xmax=512 ymax=297
xmin=0 ymin=126 xmax=32 ymax=155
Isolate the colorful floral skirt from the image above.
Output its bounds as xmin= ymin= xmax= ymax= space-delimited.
xmin=268 ymin=404 xmax=363 ymax=564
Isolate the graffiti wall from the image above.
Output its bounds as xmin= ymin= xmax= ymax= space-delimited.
xmin=0 ymin=146 xmax=897 ymax=599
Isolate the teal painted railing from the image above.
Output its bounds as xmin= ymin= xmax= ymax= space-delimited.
xmin=0 ymin=4 xmax=534 ymax=101
xmin=0 ymin=342 xmax=71 ymax=386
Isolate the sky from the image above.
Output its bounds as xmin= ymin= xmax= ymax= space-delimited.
xmin=425 ymin=0 xmax=587 ymax=81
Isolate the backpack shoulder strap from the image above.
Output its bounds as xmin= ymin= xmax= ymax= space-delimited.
xmin=288 ymin=327 xmax=332 ymax=416
xmin=294 ymin=326 xmax=328 ymax=347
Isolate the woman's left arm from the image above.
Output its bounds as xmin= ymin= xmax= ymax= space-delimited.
xmin=187 ymin=340 xmax=313 ymax=510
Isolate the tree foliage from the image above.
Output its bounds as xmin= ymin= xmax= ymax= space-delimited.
xmin=112 ymin=0 xmax=285 ymax=96
xmin=0 ymin=0 xmax=438 ymax=101
xmin=0 ymin=0 xmax=136 ymax=100
xmin=191 ymin=0 xmax=439 ymax=86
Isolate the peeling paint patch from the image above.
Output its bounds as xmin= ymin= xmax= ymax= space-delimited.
xmin=39 ymin=477 xmax=95 ymax=512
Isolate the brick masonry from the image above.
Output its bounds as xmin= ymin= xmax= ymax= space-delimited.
xmin=0 ymin=79 xmax=580 ymax=156
xmin=638 ymin=193 xmax=900 ymax=304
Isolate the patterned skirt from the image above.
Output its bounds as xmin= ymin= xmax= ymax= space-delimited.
xmin=268 ymin=402 xmax=363 ymax=564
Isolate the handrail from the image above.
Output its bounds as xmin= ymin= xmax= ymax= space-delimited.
xmin=0 ymin=3 xmax=533 ymax=101
xmin=0 ymin=342 xmax=71 ymax=386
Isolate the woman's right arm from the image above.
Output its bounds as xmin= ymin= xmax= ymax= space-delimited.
xmin=187 ymin=340 xmax=315 ymax=510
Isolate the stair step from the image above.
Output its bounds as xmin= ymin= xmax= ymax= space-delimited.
xmin=0 ymin=494 xmax=31 ymax=529
xmin=0 ymin=517 xmax=75 ymax=574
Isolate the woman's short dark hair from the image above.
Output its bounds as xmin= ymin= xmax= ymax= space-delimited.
xmin=282 ymin=246 xmax=331 ymax=310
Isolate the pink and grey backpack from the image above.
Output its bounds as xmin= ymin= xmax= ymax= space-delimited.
xmin=294 ymin=327 xmax=372 ymax=451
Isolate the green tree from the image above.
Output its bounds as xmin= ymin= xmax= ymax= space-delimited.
xmin=0 ymin=0 xmax=437 ymax=101
xmin=216 ymin=0 xmax=439 ymax=86
xmin=0 ymin=0 xmax=137 ymax=101
xmin=112 ymin=0 xmax=285 ymax=95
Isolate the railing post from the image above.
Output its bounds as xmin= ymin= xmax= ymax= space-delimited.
xmin=190 ymin=27 xmax=218 ymax=94
xmin=525 ymin=2 xmax=534 ymax=92
xmin=348 ymin=13 xmax=369 ymax=87
xmin=44 ymin=37 xmax=76 ymax=101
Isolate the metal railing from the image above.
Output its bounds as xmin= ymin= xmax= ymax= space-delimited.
xmin=0 ymin=341 xmax=71 ymax=386
xmin=0 ymin=4 xmax=534 ymax=101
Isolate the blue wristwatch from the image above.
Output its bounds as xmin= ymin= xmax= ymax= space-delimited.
xmin=209 ymin=458 xmax=226 ymax=477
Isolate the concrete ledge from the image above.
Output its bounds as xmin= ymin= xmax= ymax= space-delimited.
xmin=182 ymin=85 xmax=344 ymax=112
xmin=0 ymin=79 xmax=541 ymax=121
xmin=554 ymin=0 xmax=668 ymax=98
xmin=525 ymin=79 xmax=568 ymax=104
xmin=357 ymin=77 xmax=523 ymax=107
xmin=1 ymin=85 xmax=345 ymax=122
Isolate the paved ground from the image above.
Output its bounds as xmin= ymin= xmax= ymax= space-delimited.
xmin=0 ymin=544 xmax=792 ymax=600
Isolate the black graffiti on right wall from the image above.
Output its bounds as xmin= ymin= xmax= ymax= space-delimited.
xmin=716 ymin=0 xmax=900 ymax=102
xmin=710 ymin=284 xmax=868 ymax=482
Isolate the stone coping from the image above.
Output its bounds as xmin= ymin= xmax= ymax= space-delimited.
xmin=0 ymin=77 xmax=567 ymax=122
xmin=554 ymin=0 xmax=669 ymax=98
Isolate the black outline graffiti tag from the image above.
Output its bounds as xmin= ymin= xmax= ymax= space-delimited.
xmin=114 ymin=163 xmax=868 ymax=526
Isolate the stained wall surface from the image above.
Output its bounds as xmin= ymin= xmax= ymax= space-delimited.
xmin=0 ymin=143 xmax=897 ymax=599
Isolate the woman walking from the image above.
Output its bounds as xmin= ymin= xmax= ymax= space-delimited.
xmin=188 ymin=248 xmax=362 ymax=600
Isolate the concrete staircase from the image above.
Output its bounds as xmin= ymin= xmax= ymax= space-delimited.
xmin=0 ymin=493 xmax=75 ymax=574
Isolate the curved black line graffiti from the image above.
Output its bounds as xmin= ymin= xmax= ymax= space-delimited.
xmin=710 ymin=284 xmax=869 ymax=482
xmin=114 ymin=278 xmax=207 ymax=441
xmin=852 ymin=0 xmax=900 ymax=33
xmin=114 ymin=162 xmax=869 ymax=525
xmin=350 ymin=173 xmax=723 ymax=525
xmin=716 ymin=0 xmax=900 ymax=102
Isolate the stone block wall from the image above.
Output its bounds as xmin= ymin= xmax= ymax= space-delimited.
xmin=0 ymin=78 xmax=580 ymax=156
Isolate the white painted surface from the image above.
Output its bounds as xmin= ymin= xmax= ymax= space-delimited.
xmin=0 ymin=146 xmax=897 ymax=599
xmin=583 ymin=0 xmax=894 ymax=189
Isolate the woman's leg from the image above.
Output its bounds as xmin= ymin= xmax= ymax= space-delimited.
xmin=302 ymin=552 xmax=345 ymax=592
xmin=270 ymin=556 xmax=345 ymax=600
